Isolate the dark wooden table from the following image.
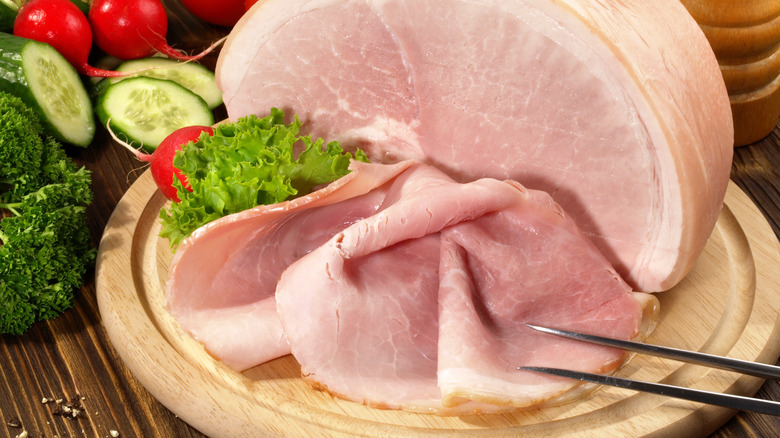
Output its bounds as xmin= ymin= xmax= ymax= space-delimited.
xmin=2 ymin=2 xmax=780 ymax=437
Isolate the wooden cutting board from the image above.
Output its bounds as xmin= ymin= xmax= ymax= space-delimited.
xmin=95 ymin=171 xmax=780 ymax=437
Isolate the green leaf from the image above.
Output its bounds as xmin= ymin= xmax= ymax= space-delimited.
xmin=159 ymin=108 xmax=368 ymax=250
xmin=0 ymin=91 xmax=95 ymax=335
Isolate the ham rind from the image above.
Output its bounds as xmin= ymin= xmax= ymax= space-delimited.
xmin=218 ymin=0 xmax=734 ymax=292
xmin=276 ymin=161 xmax=650 ymax=413
xmin=165 ymin=160 xmax=414 ymax=371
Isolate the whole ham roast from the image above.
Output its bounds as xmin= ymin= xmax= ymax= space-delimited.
xmin=166 ymin=0 xmax=733 ymax=413
xmin=216 ymin=0 xmax=734 ymax=292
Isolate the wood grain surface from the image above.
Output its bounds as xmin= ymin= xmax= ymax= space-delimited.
xmin=94 ymin=173 xmax=780 ymax=437
xmin=2 ymin=1 xmax=780 ymax=437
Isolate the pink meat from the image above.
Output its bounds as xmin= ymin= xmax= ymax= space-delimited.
xmin=275 ymin=161 xmax=648 ymax=412
xmin=437 ymin=201 xmax=642 ymax=408
xmin=219 ymin=0 xmax=733 ymax=292
xmin=166 ymin=161 xmax=414 ymax=371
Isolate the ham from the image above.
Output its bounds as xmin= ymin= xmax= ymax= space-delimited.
xmin=166 ymin=161 xmax=415 ymax=370
xmin=217 ymin=0 xmax=734 ymax=292
xmin=274 ymin=160 xmax=654 ymax=412
xmin=166 ymin=160 xmax=656 ymax=411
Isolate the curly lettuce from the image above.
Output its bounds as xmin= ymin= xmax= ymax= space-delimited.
xmin=159 ymin=108 xmax=368 ymax=250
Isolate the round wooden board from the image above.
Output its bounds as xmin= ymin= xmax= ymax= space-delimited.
xmin=95 ymin=171 xmax=780 ymax=438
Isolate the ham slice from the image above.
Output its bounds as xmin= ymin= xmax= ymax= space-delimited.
xmin=166 ymin=161 xmax=415 ymax=370
xmin=217 ymin=0 xmax=734 ymax=292
xmin=166 ymin=160 xmax=655 ymax=411
xmin=274 ymin=161 xmax=654 ymax=413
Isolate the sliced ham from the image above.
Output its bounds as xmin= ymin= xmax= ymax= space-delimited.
xmin=166 ymin=160 xmax=655 ymax=411
xmin=217 ymin=0 xmax=734 ymax=292
xmin=166 ymin=161 xmax=415 ymax=371
xmin=274 ymin=161 xmax=654 ymax=413
xmin=436 ymin=206 xmax=645 ymax=408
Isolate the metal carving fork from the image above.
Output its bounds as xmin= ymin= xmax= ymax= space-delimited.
xmin=518 ymin=323 xmax=780 ymax=416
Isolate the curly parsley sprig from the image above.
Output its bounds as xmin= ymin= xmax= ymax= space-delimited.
xmin=0 ymin=92 xmax=95 ymax=335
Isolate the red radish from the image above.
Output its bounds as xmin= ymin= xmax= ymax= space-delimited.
xmin=109 ymin=123 xmax=215 ymax=201
xmin=13 ymin=0 xmax=130 ymax=77
xmin=245 ymin=0 xmax=259 ymax=11
xmin=89 ymin=0 xmax=223 ymax=61
xmin=180 ymin=0 xmax=244 ymax=27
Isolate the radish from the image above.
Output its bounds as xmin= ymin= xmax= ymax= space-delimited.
xmin=14 ymin=0 xmax=224 ymax=77
xmin=89 ymin=0 xmax=223 ymax=61
xmin=109 ymin=123 xmax=215 ymax=201
xmin=13 ymin=0 xmax=129 ymax=77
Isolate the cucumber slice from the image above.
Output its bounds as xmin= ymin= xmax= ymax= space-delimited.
xmin=0 ymin=33 xmax=95 ymax=147
xmin=96 ymin=77 xmax=214 ymax=151
xmin=108 ymin=57 xmax=223 ymax=109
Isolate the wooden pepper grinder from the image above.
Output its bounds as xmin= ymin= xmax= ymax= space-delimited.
xmin=680 ymin=0 xmax=780 ymax=146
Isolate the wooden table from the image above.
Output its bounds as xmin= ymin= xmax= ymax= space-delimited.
xmin=2 ymin=2 xmax=780 ymax=437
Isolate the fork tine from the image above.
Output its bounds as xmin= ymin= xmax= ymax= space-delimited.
xmin=525 ymin=323 xmax=780 ymax=380
xmin=518 ymin=366 xmax=780 ymax=417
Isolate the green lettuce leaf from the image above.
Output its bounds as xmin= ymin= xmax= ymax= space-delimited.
xmin=159 ymin=108 xmax=368 ymax=250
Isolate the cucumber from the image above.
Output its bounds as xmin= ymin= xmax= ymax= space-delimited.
xmin=0 ymin=33 xmax=95 ymax=147
xmin=96 ymin=77 xmax=214 ymax=151
xmin=106 ymin=57 xmax=223 ymax=109
xmin=0 ymin=0 xmax=19 ymax=32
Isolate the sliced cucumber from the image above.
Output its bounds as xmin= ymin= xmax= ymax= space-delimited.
xmin=0 ymin=33 xmax=95 ymax=147
xmin=107 ymin=57 xmax=223 ymax=109
xmin=96 ymin=77 xmax=214 ymax=151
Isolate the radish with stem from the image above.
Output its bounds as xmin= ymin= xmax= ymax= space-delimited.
xmin=13 ymin=0 xmax=130 ymax=77
xmin=13 ymin=0 xmax=225 ymax=78
xmin=89 ymin=0 xmax=225 ymax=62
xmin=107 ymin=121 xmax=215 ymax=202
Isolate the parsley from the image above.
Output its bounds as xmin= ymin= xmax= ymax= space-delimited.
xmin=0 ymin=92 xmax=95 ymax=335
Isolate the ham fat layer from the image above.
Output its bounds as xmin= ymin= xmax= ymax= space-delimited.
xmin=218 ymin=0 xmax=734 ymax=292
